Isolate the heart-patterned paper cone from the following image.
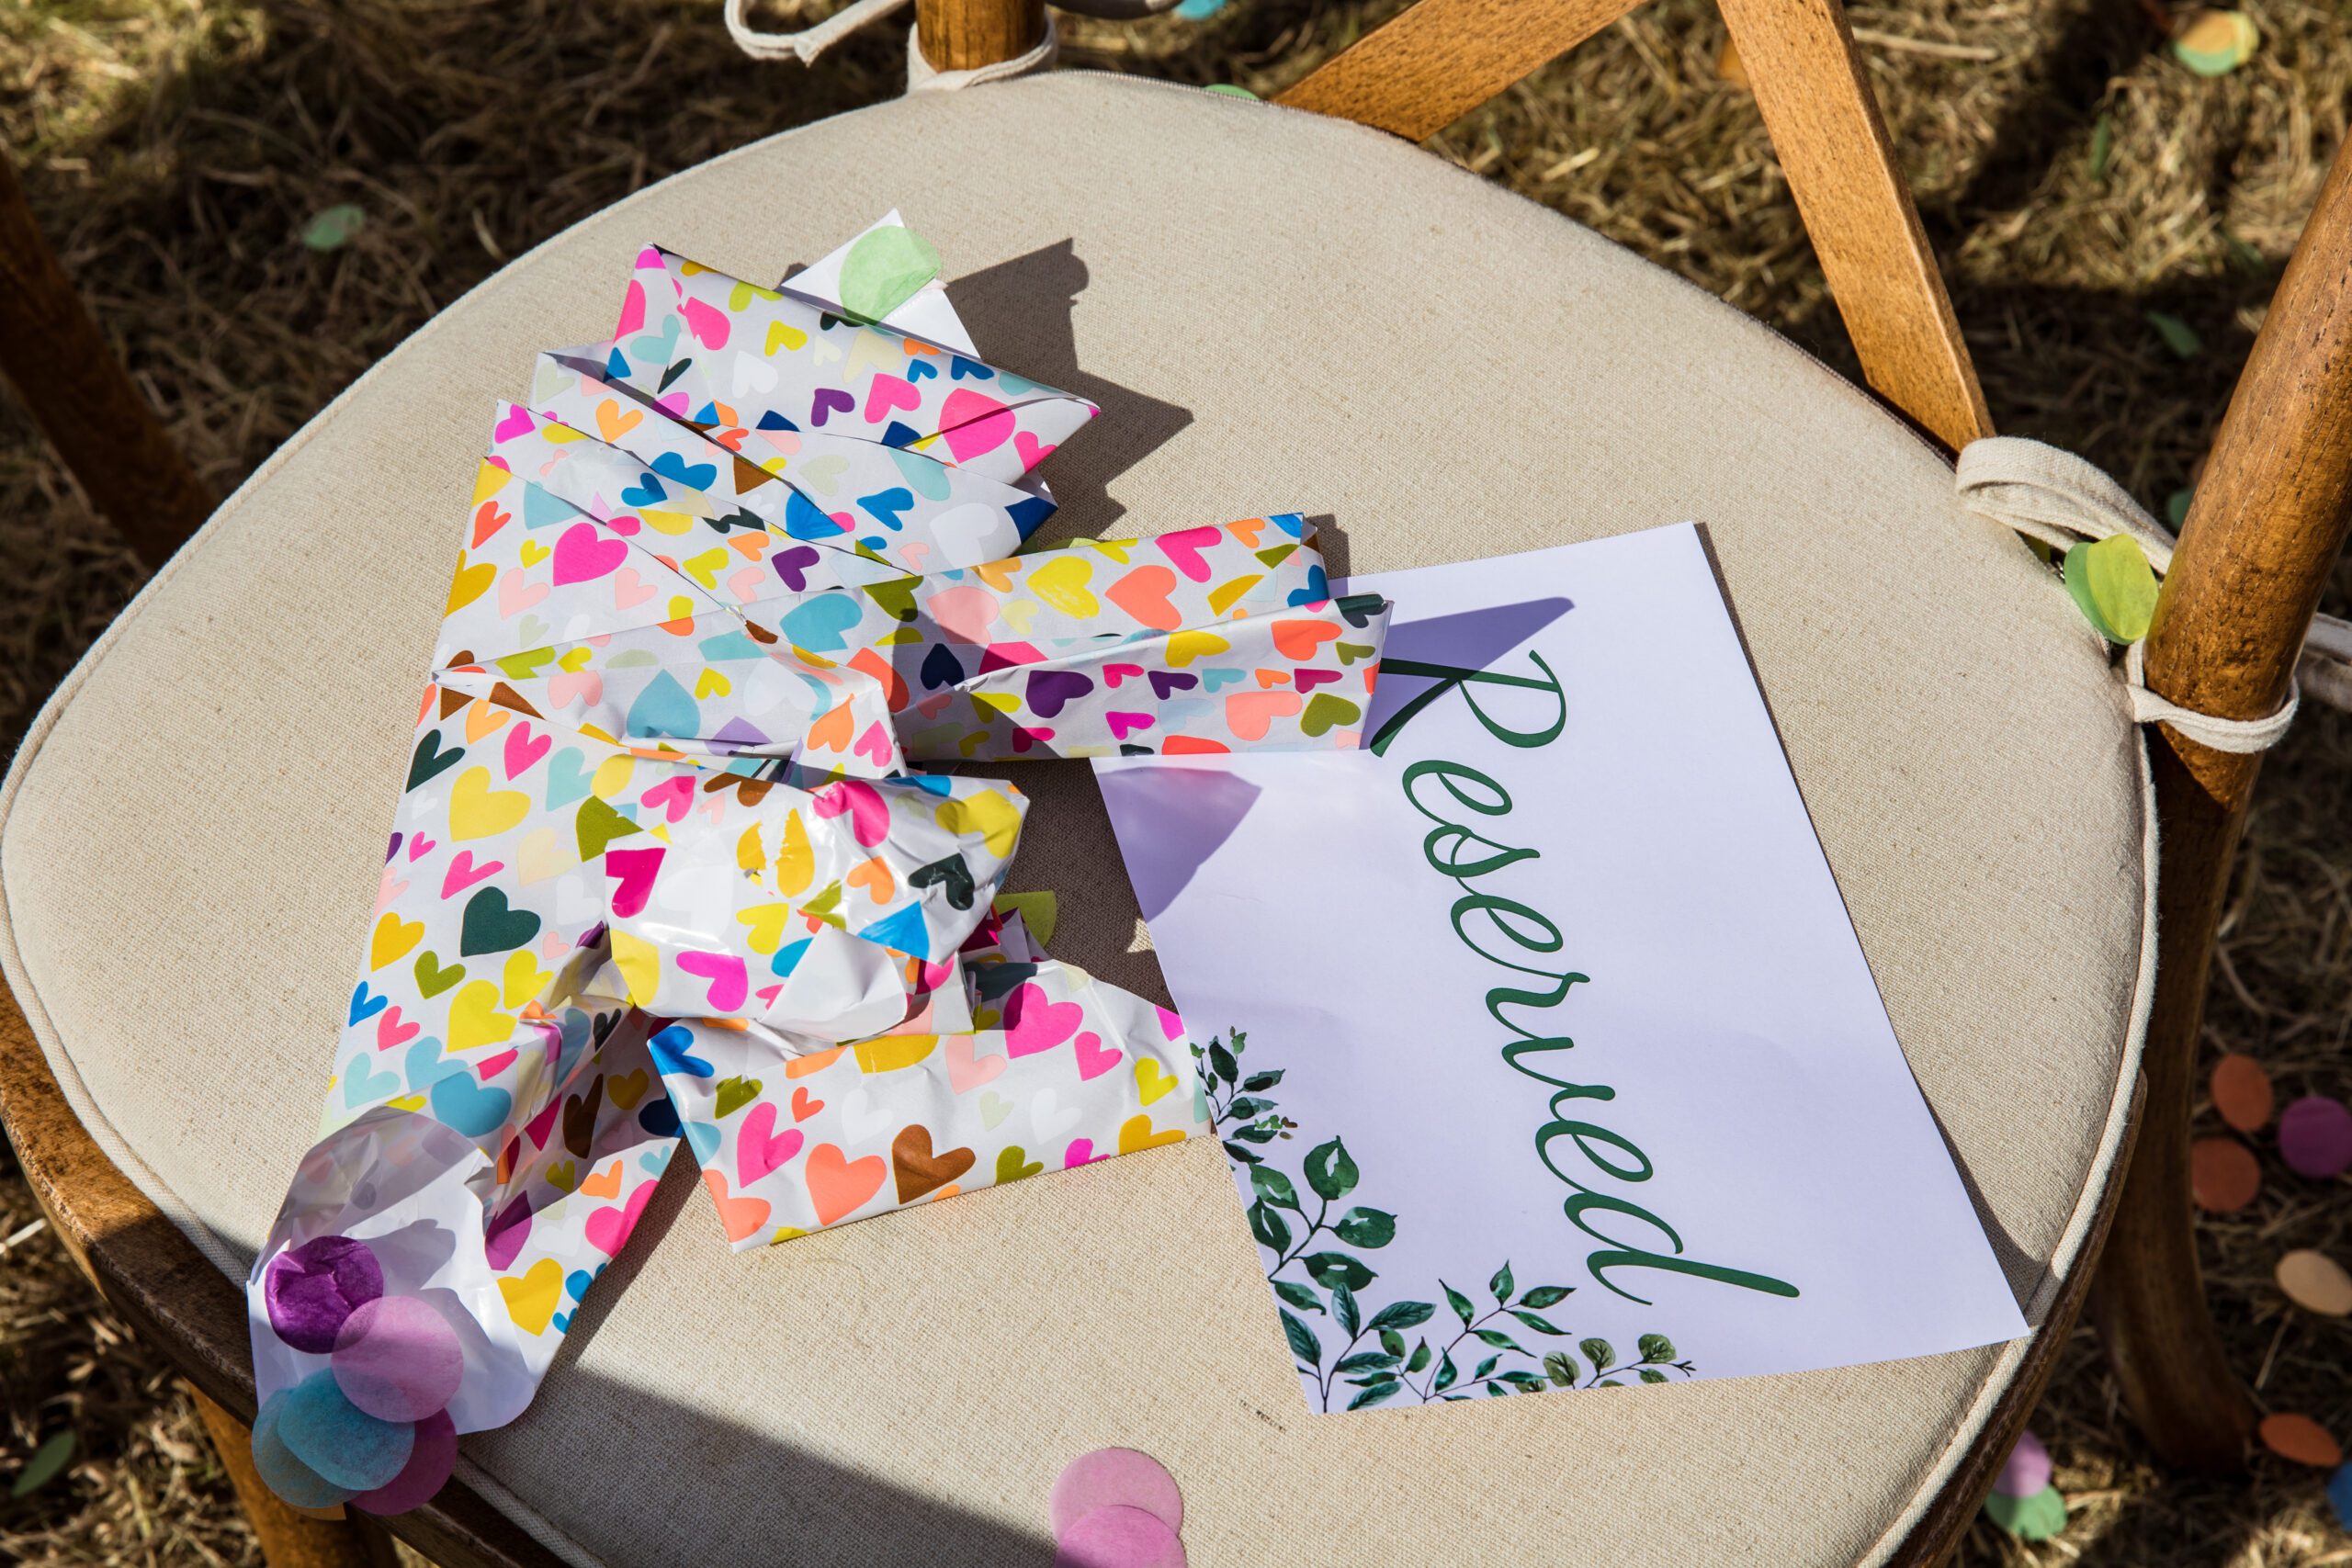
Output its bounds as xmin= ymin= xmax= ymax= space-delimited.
xmin=243 ymin=220 xmax=1393 ymax=1516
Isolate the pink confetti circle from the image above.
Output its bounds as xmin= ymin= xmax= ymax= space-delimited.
xmin=1994 ymin=1428 xmax=2052 ymax=1498
xmin=1051 ymin=1447 xmax=1184 ymax=1536
xmin=351 ymin=1410 xmax=458 ymax=1517
xmin=1055 ymin=1505 xmax=1186 ymax=1568
xmin=2280 ymin=1096 xmax=2352 ymax=1179
xmin=333 ymin=1295 xmax=465 ymax=1421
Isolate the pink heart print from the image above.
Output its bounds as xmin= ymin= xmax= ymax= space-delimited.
xmin=552 ymin=522 xmax=628 ymax=586
xmin=584 ymin=1179 xmax=658 ymax=1258
xmin=811 ymin=778 xmax=889 ymax=847
xmin=736 ymin=1102 xmax=804 ymax=1186
xmin=1073 ymin=1032 xmax=1125 ymax=1081
xmin=1005 ymin=982 xmax=1085 ymax=1056
xmin=676 ymin=950 xmax=749 ymax=1011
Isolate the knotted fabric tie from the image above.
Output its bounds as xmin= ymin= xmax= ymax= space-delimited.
xmin=724 ymin=0 xmax=1089 ymax=87
xmin=1956 ymin=436 xmax=2352 ymax=753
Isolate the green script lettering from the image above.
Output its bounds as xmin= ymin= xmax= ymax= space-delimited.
xmin=1379 ymin=647 xmax=1800 ymax=1305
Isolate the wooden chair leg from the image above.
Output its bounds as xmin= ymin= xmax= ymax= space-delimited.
xmin=2090 ymin=135 xmax=2352 ymax=1472
xmin=2085 ymin=750 xmax=2257 ymax=1472
xmin=912 ymin=0 xmax=1043 ymax=72
xmin=187 ymin=1384 xmax=404 ymax=1568
xmin=0 ymin=150 xmax=213 ymax=568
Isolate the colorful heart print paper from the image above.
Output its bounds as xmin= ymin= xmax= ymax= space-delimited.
xmin=607 ymin=243 xmax=1098 ymax=486
xmin=243 ymin=220 xmax=1394 ymax=1514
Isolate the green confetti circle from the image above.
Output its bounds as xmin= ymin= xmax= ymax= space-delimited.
xmin=2173 ymin=9 xmax=2257 ymax=76
xmin=838 ymin=225 xmax=941 ymax=324
xmin=301 ymin=204 xmax=366 ymax=253
xmin=2064 ymin=534 xmax=2160 ymax=644
xmin=1983 ymin=1483 xmax=2067 ymax=1540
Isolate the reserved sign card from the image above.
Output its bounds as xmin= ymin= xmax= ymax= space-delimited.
xmin=1096 ymin=525 xmax=2024 ymax=1410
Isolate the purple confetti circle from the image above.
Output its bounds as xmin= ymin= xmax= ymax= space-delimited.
xmin=265 ymin=1235 xmax=385 ymax=1354
xmin=2280 ymin=1096 xmax=2352 ymax=1179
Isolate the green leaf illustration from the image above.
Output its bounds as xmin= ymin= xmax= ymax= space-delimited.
xmin=1369 ymin=1299 xmax=1435 ymax=1334
xmin=1216 ymin=1028 xmax=1703 ymax=1409
xmin=1442 ymin=1281 xmax=1475 ymax=1328
xmin=1306 ymin=1137 xmax=1358 ymax=1200
xmin=1281 ymin=1309 xmax=1321 ymax=1364
xmin=1304 ymin=1252 xmax=1375 ymax=1292
xmin=1272 ymin=1279 xmax=1323 ymax=1315
xmin=1251 ymin=1165 xmax=1302 ymax=1212
xmin=10 ymin=1430 xmax=74 ymax=1499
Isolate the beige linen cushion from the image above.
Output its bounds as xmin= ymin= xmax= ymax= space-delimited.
xmin=0 ymin=71 xmax=2150 ymax=1567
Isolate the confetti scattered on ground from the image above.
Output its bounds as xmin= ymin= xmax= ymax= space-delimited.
xmin=2191 ymin=1134 xmax=2263 ymax=1213
xmin=2171 ymin=8 xmax=2259 ymax=78
xmin=2211 ymin=1052 xmax=2275 ymax=1133
xmin=2261 ymin=1415 xmax=2345 ymax=1472
xmin=2278 ymin=1095 xmax=2352 ymax=1179
xmin=2275 ymin=1250 xmax=2352 ymax=1317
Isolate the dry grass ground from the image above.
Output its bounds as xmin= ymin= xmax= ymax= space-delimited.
xmin=1 ymin=0 xmax=2347 ymax=1562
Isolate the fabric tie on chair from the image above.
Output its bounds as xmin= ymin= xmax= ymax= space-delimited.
xmin=241 ymin=235 xmax=1393 ymax=1514
xmin=1957 ymin=434 xmax=2351 ymax=750
xmin=724 ymin=0 xmax=1191 ymax=91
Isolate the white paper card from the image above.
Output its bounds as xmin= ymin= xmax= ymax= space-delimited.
xmin=1095 ymin=524 xmax=2026 ymax=1411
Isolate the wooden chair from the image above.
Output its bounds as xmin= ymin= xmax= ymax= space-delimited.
xmin=3 ymin=0 xmax=2346 ymax=1562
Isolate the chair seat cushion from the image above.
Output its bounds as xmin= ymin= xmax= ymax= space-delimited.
xmin=0 ymin=71 xmax=2149 ymax=1568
